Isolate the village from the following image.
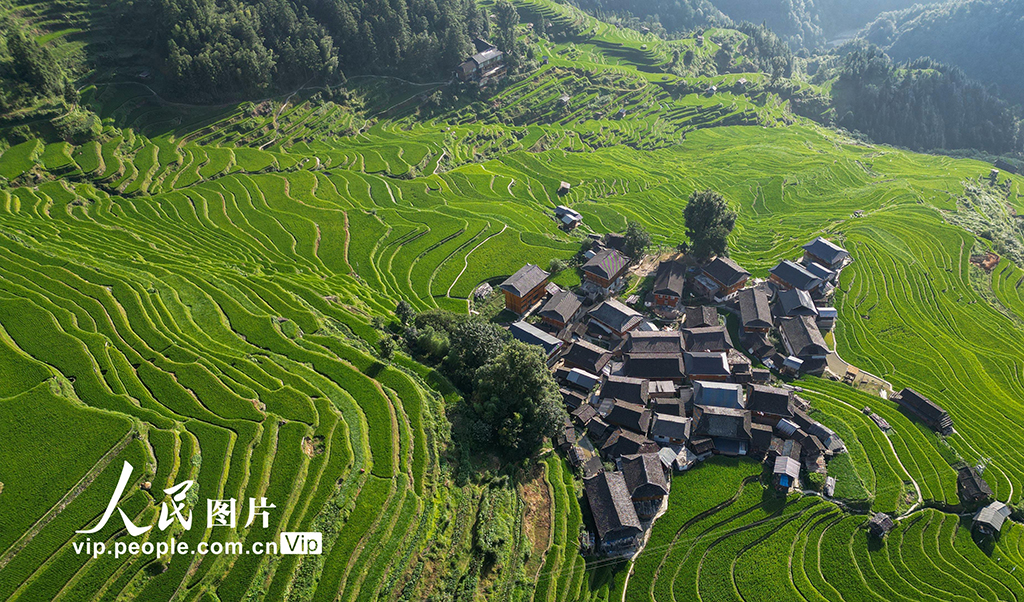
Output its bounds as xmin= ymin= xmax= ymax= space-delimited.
xmin=488 ymin=220 xmax=1012 ymax=557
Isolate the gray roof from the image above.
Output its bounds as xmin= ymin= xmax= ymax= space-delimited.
xmin=589 ymin=298 xmax=642 ymax=333
xmin=539 ymin=290 xmax=582 ymax=323
xmin=601 ymin=428 xmax=659 ymax=458
xmin=650 ymin=414 xmax=691 ymax=440
xmin=623 ymin=353 xmax=685 ymax=381
xmin=500 ymin=264 xmax=549 ymax=297
xmin=803 ymin=237 xmax=848 ymax=265
xmin=584 ymin=471 xmax=642 ymax=540
xmin=684 ymin=306 xmax=719 ymax=328
xmin=779 ymin=315 xmax=828 ymax=358
xmin=684 ymin=351 xmax=730 ymax=377
xmin=738 ymin=288 xmax=772 ymax=330
xmin=653 ymin=261 xmax=686 ymax=297
xmin=606 ymin=401 xmax=652 ymax=434
xmin=770 ymin=260 xmax=821 ymax=291
xmin=777 ymin=288 xmax=817 ymax=317
xmin=583 ymin=249 xmax=630 ymax=280
xmin=805 ymin=262 xmax=836 ymax=281
xmin=471 ymin=48 xmax=503 ymax=65
xmin=601 ymin=375 xmax=649 ymax=405
xmin=694 ymin=381 xmax=745 ymax=410
xmin=621 ymin=453 xmax=670 ymax=498
xmin=509 ymin=321 xmax=563 ymax=356
xmin=746 ymin=384 xmax=793 ymax=417
xmin=974 ymin=502 xmax=1011 ymax=532
xmin=625 ymin=330 xmax=684 ymax=354
xmin=774 ymin=455 xmax=801 ymax=479
xmin=683 ymin=326 xmax=729 ymax=352
xmin=703 ymin=257 xmax=750 ymax=288
xmin=562 ymin=340 xmax=612 ymax=373
xmin=693 ymin=405 xmax=752 ymax=440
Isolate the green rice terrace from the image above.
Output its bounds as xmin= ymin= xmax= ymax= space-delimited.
xmin=1 ymin=0 xmax=1024 ymax=600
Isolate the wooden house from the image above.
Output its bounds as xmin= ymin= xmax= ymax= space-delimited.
xmin=684 ymin=351 xmax=731 ymax=382
xmin=538 ymin=290 xmax=582 ymax=329
xmin=684 ymin=305 xmax=719 ymax=329
xmin=773 ymin=456 xmax=801 ymax=492
xmin=588 ymin=298 xmax=643 ymax=337
xmin=769 ymin=260 xmax=821 ymax=292
xmin=682 ymin=326 xmax=729 ymax=352
xmin=745 ymin=384 xmax=794 ymax=425
xmin=621 ymin=453 xmax=670 ymax=518
xmin=499 ymin=264 xmax=550 ymax=314
xmin=802 ymin=237 xmax=849 ymax=270
xmin=652 ymin=261 xmax=686 ymax=307
xmin=957 ymin=465 xmax=993 ymax=504
xmin=584 ymin=471 xmax=643 ymax=554
xmin=974 ymin=502 xmax=1012 ymax=536
xmin=562 ymin=340 xmax=612 ymax=375
xmin=622 ymin=353 xmax=686 ymax=383
xmin=738 ymin=287 xmax=772 ymax=334
xmin=891 ymin=388 xmax=953 ymax=435
xmin=649 ymin=414 xmax=691 ymax=446
xmin=693 ymin=257 xmax=750 ymax=300
xmin=868 ymin=513 xmax=895 ymax=538
xmin=582 ymin=249 xmax=630 ymax=290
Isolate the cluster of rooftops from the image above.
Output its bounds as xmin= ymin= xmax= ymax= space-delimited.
xmin=493 ymin=230 xmax=1004 ymax=555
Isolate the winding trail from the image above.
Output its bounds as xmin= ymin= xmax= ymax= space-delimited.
xmin=447 ymin=223 xmax=507 ymax=298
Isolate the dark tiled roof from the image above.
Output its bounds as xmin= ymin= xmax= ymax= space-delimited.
xmin=957 ymin=466 xmax=993 ymax=502
xmin=683 ymin=326 xmax=729 ymax=352
xmin=561 ymin=387 xmax=587 ymax=409
xmin=500 ymin=264 xmax=549 ymax=297
xmin=694 ymin=381 xmax=744 ymax=409
xmin=509 ymin=321 xmax=563 ymax=356
xmin=624 ymin=331 xmax=684 ymax=354
xmin=606 ymin=401 xmax=652 ymax=434
xmin=805 ymin=262 xmax=836 ymax=282
xmin=750 ymin=423 xmax=774 ymax=453
xmin=588 ymin=299 xmax=642 ymax=333
xmin=562 ymin=340 xmax=612 ymax=374
xmin=738 ymin=287 xmax=772 ymax=330
xmin=653 ymin=261 xmax=686 ymax=297
xmin=893 ymin=388 xmax=951 ymax=430
xmin=601 ymin=428 xmax=659 ymax=458
xmin=803 ymin=237 xmax=848 ymax=265
xmin=693 ymin=406 xmax=752 ymax=440
xmin=684 ymin=306 xmax=719 ymax=328
xmin=623 ymin=353 xmax=685 ymax=381
xmin=684 ymin=351 xmax=730 ymax=377
xmin=776 ymin=288 xmax=817 ymax=317
xmin=779 ymin=315 xmax=828 ymax=357
xmin=703 ymin=257 xmax=750 ymax=288
xmin=471 ymin=48 xmax=503 ymax=65
xmin=572 ymin=403 xmax=598 ymax=426
xmin=746 ymin=384 xmax=793 ymax=417
xmin=587 ymin=417 xmax=613 ymax=444
xmin=539 ymin=290 xmax=582 ymax=323
xmin=770 ymin=260 xmax=820 ymax=291
xmin=604 ymin=233 xmax=627 ymax=251
xmin=601 ymin=375 xmax=649 ymax=405
xmin=583 ymin=249 xmax=629 ymax=280
xmin=621 ymin=453 xmax=670 ymax=498
xmin=650 ymin=414 xmax=691 ymax=440
xmin=584 ymin=471 xmax=642 ymax=540
xmin=868 ymin=513 xmax=895 ymax=537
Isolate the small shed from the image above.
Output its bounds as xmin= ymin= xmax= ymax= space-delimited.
xmin=974 ymin=501 xmax=1012 ymax=536
xmin=558 ymin=181 xmax=571 ymax=195
xmin=867 ymin=513 xmax=895 ymax=538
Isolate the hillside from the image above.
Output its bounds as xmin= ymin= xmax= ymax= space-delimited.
xmin=1 ymin=0 xmax=1024 ymax=600
xmin=860 ymin=0 xmax=1024 ymax=100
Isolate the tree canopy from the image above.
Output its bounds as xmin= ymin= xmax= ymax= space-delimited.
xmin=623 ymin=221 xmax=652 ymax=259
xmin=684 ymin=189 xmax=736 ymax=260
xmin=471 ymin=340 xmax=565 ymax=459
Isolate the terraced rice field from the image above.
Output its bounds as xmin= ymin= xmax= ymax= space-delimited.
xmin=2 ymin=0 xmax=1024 ymax=597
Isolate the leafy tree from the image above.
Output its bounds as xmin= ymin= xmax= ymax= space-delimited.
xmin=379 ymin=336 xmax=395 ymax=361
xmin=396 ymin=299 xmax=415 ymax=325
xmin=548 ymin=258 xmax=567 ymax=273
xmin=684 ymin=189 xmax=736 ymax=261
xmin=443 ymin=320 xmax=510 ymax=392
xmin=494 ymin=0 xmax=520 ymax=54
xmin=623 ymin=221 xmax=652 ymax=259
xmin=471 ymin=340 xmax=565 ymax=459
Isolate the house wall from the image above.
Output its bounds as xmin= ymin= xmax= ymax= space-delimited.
xmin=503 ymin=282 xmax=548 ymax=314
xmin=769 ymin=273 xmax=793 ymax=290
xmin=689 ymin=373 xmax=729 ymax=382
xmin=654 ymin=293 xmax=679 ymax=307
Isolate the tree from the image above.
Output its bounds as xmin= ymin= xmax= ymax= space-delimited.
xmin=396 ymin=299 xmax=415 ymax=325
xmin=442 ymin=320 xmax=510 ymax=392
xmin=623 ymin=221 xmax=652 ymax=259
xmin=379 ymin=336 xmax=395 ymax=361
xmin=548 ymin=258 xmax=567 ymax=274
xmin=494 ymin=0 xmax=520 ymax=54
xmin=684 ymin=189 xmax=736 ymax=261
xmin=471 ymin=340 xmax=565 ymax=459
